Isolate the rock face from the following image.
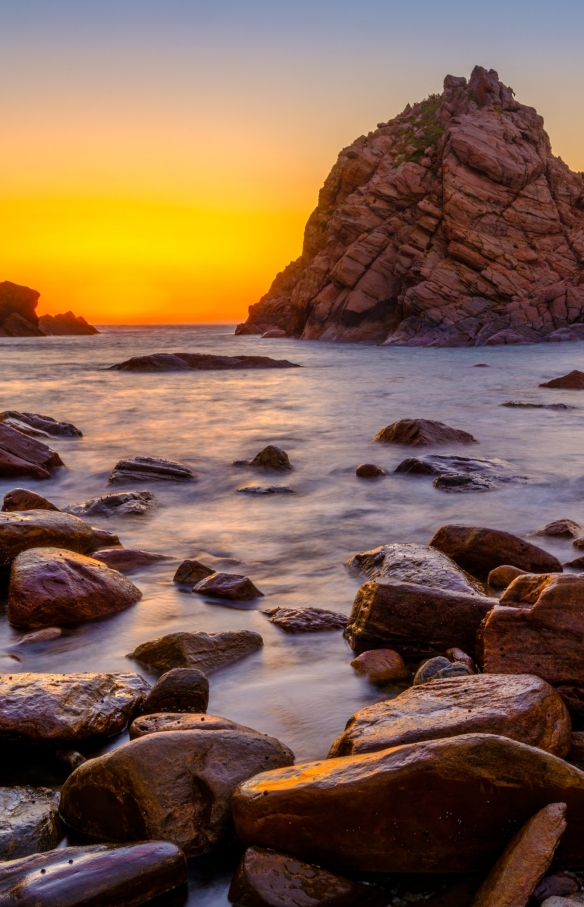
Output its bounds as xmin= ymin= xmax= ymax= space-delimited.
xmin=129 ymin=630 xmax=263 ymax=675
xmin=0 ymin=842 xmax=187 ymax=907
xmin=0 ymin=282 xmax=43 ymax=337
xmin=8 ymin=547 xmax=142 ymax=628
xmin=38 ymin=310 xmax=99 ymax=335
xmin=140 ymin=668 xmax=209 ymax=715
xmin=430 ymin=525 xmax=562 ymax=577
xmin=0 ymin=787 xmax=62 ymax=861
xmin=232 ymin=734 xmax=584 ymax=874
xmin=356 ymin=463 xmax=386 ymax=478
xmin=0 ymin=411 xmax=82 ymax=438
xmin=374 ymin=419 xmax=477 ymax=446
xmin=109 ymin=456 xmax=194 ymax=484
xmin=0 ymin=673 xmax=149 ymax=745
xmin=346 ymin=542 xmax=484 ymax=594
xmin=0 ymin=510 xmax=94 ymax=570
xmin=488 ymin=564 xmax=528 ymax=588
xmin=109 ymin=352 xmax=300 ymax=371
xmin=2 ymin=489 xmax=59 ymax=512
xmin=396 ymin=454 xmax=525 ymax=493
xmin=262 ymin=607 xmax=348 ymax=632
xmin=237 ymin=67 xmax=584 ymax=346
xmin=64 ymin=490 xmax=156 ymax=518
xmin=60 ymin=729 xmax=294 ymax=856
xmin=0 ymin=424 xmax=63 ymax=481
xmin=413 ymin=656 xmax=474 ymax=685
xmin=329 ymin=674 xmax=571 ymax=758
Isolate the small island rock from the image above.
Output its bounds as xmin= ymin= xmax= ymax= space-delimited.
xmin=0 ymin=423 xmax=63 ymax=481
xmin=374 ymin=419 xmax=478 ymax=447
xmin=540 ymin=371 xmax=584 ymax=389
xmin=0 ymin=510 xmax=95 ymax=569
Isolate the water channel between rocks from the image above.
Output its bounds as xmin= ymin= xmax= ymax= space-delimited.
xmin=1 ymin=325 xmax=584 ymax=904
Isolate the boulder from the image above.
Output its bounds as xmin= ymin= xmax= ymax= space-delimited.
xmin=228 ymin=846 xmax=388 ymax=907
xmin=350 ymin=648 xmax=410 ymax=683
xmin=470 ymin=803 xmax=567 ymax=907
xmin=569 ymin=732 xmax=584 ymax=762
xmin=232 ymin=734 xmax=584 ymax=874
xmin=446 ymin=647 xmax=477 ymax=671
xmin=8 ymin=547 xmax=142 ymax=628
xmin=193 ymin=572 xmax=263 ymax=600
xmin=488 ymin=564 xmax=528 ymax=588
xmin=533 ymin=521 xmax=582 ymax=540
xmin=0 ymin=841 xmax=187 ymax=906
xmin=373 ymin=419 xmax=477 ymax=447
xmin=140 ymin=668 xmax=209 ymax=715
xmin=38 ymin=310 xmax=99 ymax=335
xmin=247 ymin=446 xmax=292 ymax=471
xmin=0 ymin=411 xmax=82 ymax=438
xmin=356 ymin=464 xmax=386 ymax=478
xmin=2 ymin=489 xmax=59 ymax=512
xmin=173 ymin=558 xmax=215 ymax=584
xmin=109 ymin=352 xmax=300 ymax=371
xmin=0 ymin=424 xmax=63 ymax=481
xmin=60 ymin=729 xmax=294 ymax=856
xmin=0 ymin=787 xmax=61 ymax=861
xmin=237 ymin=485 xmax=295 ymax=494
xmin=14 ymin=627 xmax=62 ymax=646
xmin=540 ymin=371 xmax=584 ymax=389
xmin=64 ymin=490 xmax=156 ymax=518
xmin=429 ymin=525 xmax=562 ymax=577
xmin=414 ymin=657 xmax=474 ymax=685
xmin=0 ymin=510 xmax=95 ymax=570
xmin=92 ymin=548 xmax=167 ymax=572
xmin=329 ymin=674 xmax=571 ymax=758
xmin=109 ymin=456 xmax=194 ymax=484
xmin=263 ymin=607 xmax=347 ymax=632
xmin=129 ymin=630 xmax=263 ymax=675
xmin=346 ymin=542 xmax=484 ymax=595
xmin=344 ymin=580 xmax=495 ymax=657
xmin=502 ymin=402 xmax=574 ymax=411
xmin=130 ymin=712 xmax=261 ymax=741
xmin=396 ymin=454 xmax=524 ymax=492
xmin=0 ymin=673 xmax=149 ymax=745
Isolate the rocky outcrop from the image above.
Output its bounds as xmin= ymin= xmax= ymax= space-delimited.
xmin=37 ymin=311 xmax=99 ymax=335
xmin=173 ymin=559 xmax=215 ymax=584
xmin=0 ymin=282 xmax=43 ymax=337
xmin=540 ymin=371 xmax=584 ymax=389
xmin=238 ymin=67 xmax=584 ymax=346
xmin=110 ymin=352 xmax=299 ymax=371
xmin=374 ymin=419 xmax=477 ymax=446
xmin=129 ymin=712 xmax=262 ymax=740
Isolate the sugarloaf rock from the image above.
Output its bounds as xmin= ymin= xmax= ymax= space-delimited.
xmin=237 ymin=67 xmax=584 ymax=346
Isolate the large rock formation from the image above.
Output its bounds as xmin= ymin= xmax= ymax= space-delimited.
xmin=238 ymin=67 xmax=584 ymax=346
xmin=0 ymin=281 xmax=98 ymax=337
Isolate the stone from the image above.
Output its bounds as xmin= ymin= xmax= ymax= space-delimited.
xmin=356 ymin=463 xmax=386 ymax=478
xmin=0 ymin=510 xmax=95 ymax=570
xmin=0 ymin=841 xmax=187 ymax=906
xmin=533 ymin=520 xmax=582 ymax=539
xmin=374 ymin=419 xmax=477 ymax=447
xmin=2 ymin=489 xmax=59 ymax=512
xmin=430 ymin=525 xmax=562 ymax=577
xmin=8 ymin=547 xmax=143 ymax=629
xmin=237 ymin=69 xmax=584 ymax=348
xmin=129 ymin=630 xmax=264 ymax=675
xmin=0 ymin=424 xmax=63 ymax=481
xmin=0 ymin=282 xmax=43 ymax=337
xmin=109 ymin=456 xmax=194 ymax=484
xmin=488 ymin=564 xmax=529 ymax=588
xmin=247 ymin=446 xmax=292 ymax=471
xmin=0 ymin=673 xmax=149 ymax=745
xmin=14 ymin=627 xmax=62 ymax=646
xmin=0 ymin=411 xmax=82 ymax=438
xmin=262 ymin=607 xmax=347 ymax=633
xmin=0 ymin=787 xmax=61 ymax=861
xmin=346 ymin=542 xmax=484 ymax=595
xmin=228 ymin=846 xmax=388 ymax=907
xmin=91 ymin=548 xmax=167 ymax=572
xmin=414 ymin=656 xmax=474 ymax=685
xmin=60 ymin=729 xmax=294 ymax=856
xmin=86 ymin=527 xmax=122 ymax=553
xmin=64 ymin=490 xmax=156 ymax=518
xmin=237 ymin=485 xmax=295 ymax=494
xmin=540 ymin=372 xmax=584 ymax=389
xmin=470 ymin=803 xmax=567 ymax=907
xmin=502 ymin=402 xmax=575 ymax=410
xmin=329 ymin=674 xmax=571 ymax=758
xmin=193 ymin=572 xmax=263 ymax=600
xmin=140 ymin=668 xmax=209 ymax=715
xmin=344 ymin=580 xmax=495 ymax=657
xmin=350 ymin=648 xmax=410 ymax=683
xmin=232 ymin=734 xmax=584 ymax=874
xmin=445 ymin=647 xmax=477 ymax=671
xmin=129 ymin=712 xmax=261 ymax=741
xmin=109 ymin=352 xmax=300 ymax=371
xmin=569 ymin=732 xmax=584 ymax=761
xmin=535 ymin=876 xmax=580 ymax=902
xmin=38 ymin=310 xmax=99 ymax=335
xmin=173 ymin=559 xmax=215 ymax=584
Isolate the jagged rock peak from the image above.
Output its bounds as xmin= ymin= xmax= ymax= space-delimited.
xmin=237 ymin=66 xmax=584 ymax=347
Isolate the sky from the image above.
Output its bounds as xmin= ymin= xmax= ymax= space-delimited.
xmin=1 ymin=1 xmax=584 ymax=324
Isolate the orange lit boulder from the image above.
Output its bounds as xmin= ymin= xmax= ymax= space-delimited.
xmin=129 ymin=630 xmax=263 ymax=675
xmin=2 ymin=488 xmax=59 ymax=512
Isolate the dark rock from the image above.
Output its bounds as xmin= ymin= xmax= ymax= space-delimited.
xmin=373 ymin=419 xmax=477 ymax=447
xmin=0 ymin=424 xmax=63 ymax=481
xmin=8 ymin=547 xmax=142 ymax=628
xmin=350 ymin=648 xmax=410 ymax=683
xmin=0 ymin=411 xmax=82 ymax=438
xmin=540 ymin=371 xmax=584 ymax=389
xmin=413 ymin=656 xmax=474 ymax=685
xmin=356 ymin=463 xmax=386 ymax=478
xmin=173 ymin=559 xmax=215 ymax=584
xmin=533 ymin=520 xmax=582 ymax=540
xmin=130 ymin=712 xmax=261 ymax=741
xmin=0 ymin=672 xmax=150 ymax=745
xmin=60 ymin=729 xmax=294 ymax=856
xmin=237 ymin=485 xmax=295 ymax=494
xmin=232 ymin=734 xmax=584 ymax=874
xmin=129 ymin=630 xmax=263 ymax=675
xmin=140 ymin=669 xmax=209 ymax=715
xmin=0 ymin=787 xmax=61 ymax=860
xmin=345 ymin=542 xmax=484 ymax=595
xmin=445 ymin=647 xmax=477 ymax=672
xmin=430 ymin=525 xmax=562 ymax=577
xmin=85 ymin=527 xmax=122 ymax=553
xmin=344 ymin=580 xmax=495 ymax=657
xmin=533 ymin=873 xmax=579 ymax=902
xmin=92 ymin=548 xmax=167 ymax=572
xmin=14 ymin=627 xmax=62 ymax=646
xmin=564 ymin=556 xmax=584 ymax=570
xmin=395 ymin=454 xmax=513 ymax=478
xmin=193 ymin=572 xmax=263 ymax=600
xmin=245 ymin=446 xmax=292 ymax=471
xmin=228 ymin=846 xmax=388 ymax=907
xmin=0 ymin=841 xmax=187 ymax=906
xmin=433 ymin=474 xmax=495 ymax=492
xmin=488 ymin=564 xmax=529 ymax=588
xmin=2 ymin=489 xmax=59 ymax=512
xmin=0 ymin=282 xmax=43 ymax=337
xmin=109 ymin=456 xmax=194 ymax=484
xmin=110 ymin=352 xmax=300 ymax=371
xmin=64 ymin=490 xmax=156 ymax=518
xmin=0 ymin=510 xmax=95 ymax=569
xmin=262 ymin=607 xmax=347 ymax=633
xmin=55 ymin=750 xmax=87 ymax=771
xmin=38 ymin=310 xmax=99 ymax=335
xmin=329 ymin=674 xmax=571 ymax=759
xmin=502 ymin=401 xmax=575 ymax=410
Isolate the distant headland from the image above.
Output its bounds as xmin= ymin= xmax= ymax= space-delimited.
xmin=0 ymin=281 xmax=99 ymax=337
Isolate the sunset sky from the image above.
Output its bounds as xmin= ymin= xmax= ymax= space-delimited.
xmin=2 ymin=0 xmax=584 ymax=324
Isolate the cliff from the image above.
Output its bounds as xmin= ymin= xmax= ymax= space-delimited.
xmin=0 ymin=281 xmax=99 ymax=337
xmin=237 ymin=67 xmax=584 ymax=346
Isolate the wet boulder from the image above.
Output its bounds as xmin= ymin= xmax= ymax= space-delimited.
xmin=373 ymin=419 xmax=478 ymax=447
xmin=262 ymin=607 xmax=347 ymax=632
xmin=346 ymin=542 xmax=484 ymax=595
xmin=0 ymin=510 xmax=95 ymax=570
xmin=0 ymin=411 xmax=82 ymax=438
xmin=0 ymin=673 xmax=150 ymax=745
xmin=130 ymin=712 xmax=261 ymax=740
xmin=488 ymin=564 xmax=528 ymax=588
xmin=0 ymin=841 xmax=187 ymax=906
xmin=446 ymin=647 xmax=477 ymax=671
xmin=140 ymin=668 xmax=209 ymax=715
xmin=86 ymin=527 xmax=122 ymax=553
xmin=413 ymin=656 xmax=474 ymax=685
xmin=0 ymin=787 xmax=62 ymax=861
xmin=0 ymin=423 xmax=63 ymax=480
xmin=8 ymin=547 xmax=142 ymax=628
xmin=64 ymin=490 xmax=156 ymax=518
xmin=232 ymin=734 xmax=584 ymax=874
xmin=173 ymin=558 xmax=214 ymax=584
xmin=539 ymin=371 xmax=584 ymax=389
xmin=395 ymin=454 xmax=513 ymax=477
xmin=533 ymin=520 xmax=582 ymax=540
xmin=109 ymin=456 xmax=194 ymax=484
xmin=429 ymin=525 xmax=562 ymax=578
xmin=60 ymin=729 xmax=294 ymax=856
xmin=350 ymin=648 xmax=410 ymax=683
xmin=193 ymin=572 xmax=263 ymax=600
xmin=2 ymin=489 xmax=59 ymax=512
xmin=344 ymin=580 xmax=495 ymax=657
xmin=92 ymin=548 xmax=167 ymax=573
xmin=129 ymin=630 xmax=263 ymax=675
xmin=329 ymin=674 xmax=571 ymax=758
xmin=356 ymin=464 xmax=386 ymax=478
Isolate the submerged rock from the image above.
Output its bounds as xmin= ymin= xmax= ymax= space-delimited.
xmin=346 ymin=541 xmax=484 ymax=594
xmin=237 ymin=485 xmax=295 ymax=494
xmin=350 ymin=648 xmax=410 ymax=683
xmin=0 ymin=510 xmax=95 ymax=569
xmin=373 ymin=419 xmax=478 ymax=447
xmin=329 ymin=674 xmax=571 ymax=758
xmin=140 ymin=668 xmax=209 ymax=715
xmin=0 ymin=673 xmax=149 ymax=745
xmin=433 ymin=474 xmax=495 ymax=492
xmin=0 ymin=411 xmax=82 ymax=438
xmin=533 ymin=520 xmax=582 ymax=539
xmin=540 ymin=371 xmax=584 ymax=389
xmin=1 ymin=489 xmax=59 ymax=512
xmin=129 ymin=630 xmax=263 ymax=675
xmin=430 ymin=525 xmax=562 ymax=577
xmin=92 ymin=548 xmax=167 ymax=572
xmin=0 ymin=787 xmax=61 ymax=861
xmin=262 ymin=607 xmax=347 ymax=633
xmin=356 ymin=463 xmax=386 ymax=478
xmin=0 ymin=423 xmax=63 ymax=481
xmin=109 ymin=456 xmax=194 ymax=484
xmin=109 ymin=352 xmax=300 ymax=371
xmin=64 ymin=490 xmax=156 ymax=518
xmin=129 ymin=712 xmax=261 ymax=741
xmin=172 ymin=559 xmax=215 ymax=584
xmin=193 ymin=572 xmax=263 ymax=600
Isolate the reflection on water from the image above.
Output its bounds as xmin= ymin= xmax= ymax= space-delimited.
xmin=1 ymin=325 xmax=584 ymax=903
